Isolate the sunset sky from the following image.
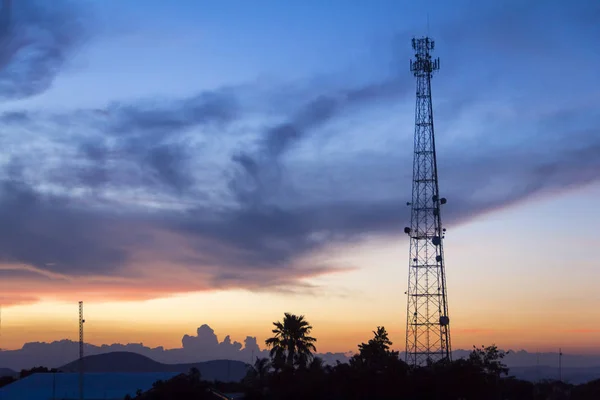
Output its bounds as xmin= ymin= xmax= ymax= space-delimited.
xmin=1 ymin=0 xmax=599 ymax=355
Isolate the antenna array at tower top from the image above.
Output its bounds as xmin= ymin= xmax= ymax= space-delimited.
xmin=410 ymin=37 xmax=440 ymax=76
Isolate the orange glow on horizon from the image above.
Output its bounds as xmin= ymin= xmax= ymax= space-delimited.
xmin=0 ymin=185 xmax=599 ymax=357
xmin=1 ymin=295 xmax=600 ymax=356
xmin=2 ymin=319 xmax=600 ymax=356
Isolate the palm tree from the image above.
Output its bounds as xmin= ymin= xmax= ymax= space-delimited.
xmin=265 ymin=313 xmax=317 ymax=369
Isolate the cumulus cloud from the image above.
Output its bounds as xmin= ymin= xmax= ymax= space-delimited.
xmin=0 ymin=324 xmax=347 ymax=370
xmin=181 ymin=325 xmax=259 ymax=362
xmin=1 ymin=324 xmax=599 ymax=372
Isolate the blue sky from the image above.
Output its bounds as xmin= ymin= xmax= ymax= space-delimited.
xmin=0 ymin=0 xmax=599 ymax=352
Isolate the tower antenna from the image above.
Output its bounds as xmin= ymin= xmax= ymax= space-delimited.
xmin=78 ymin=301 xmax=85 ymax=400
xmin=404 ymin=36 xmax=451 ymax=366
xmin=425 ymin=0 xmax=430 ymax=36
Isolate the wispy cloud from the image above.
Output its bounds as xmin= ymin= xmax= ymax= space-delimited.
xmin=563 ymin=329 xmax=600 ymax=334
xmin=0 ymin=0 xmax=598 ymax=304
xmin=0 ymin=88 xmax=597 ymax=305
xmin=0 ymin=0 xmax=91 ymax=100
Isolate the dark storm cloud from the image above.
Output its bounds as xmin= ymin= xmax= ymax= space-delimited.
xmin=0 ymin=0 xmax=90 ymax=100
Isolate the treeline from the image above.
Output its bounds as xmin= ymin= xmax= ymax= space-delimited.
xmin=1 ymin=313 xmax=596 ymax=399
xmin=0 ymin=366 xmax=59 ymax=388
xmin=132 ymin=313 xmax=600 ymax=399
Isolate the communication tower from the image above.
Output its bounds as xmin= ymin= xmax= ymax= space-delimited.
xmin=404 ymin=37 xmax=451 ymax=366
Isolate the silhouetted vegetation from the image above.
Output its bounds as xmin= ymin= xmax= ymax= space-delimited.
xmin=19 ymin=366 xmax=58 ymax=379
xmin=126 ymin=367 xmax=222 ymax=399
xmin=0 ymin=313 xmax=579 ymax=399
xmin=237 ymin=314 xmax=598 ymax=400
xmin=0 ymin=366 xmax=58 ymax=390
xmin=0 ymin=375 xmax=15 ymax=388
xmin=265 ymin=312 xmax=317 ymax=370
xmin=116 ymin=313 xmax=599 ymax=399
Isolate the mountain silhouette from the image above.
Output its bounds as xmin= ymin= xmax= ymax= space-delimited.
xmin=58 ymin=351 xmax=248 ymax=382
xmin=509 ymin=365 xmax=600 ymax=385
xmin=1 ymin=324 xmax=599 ymax=383
xmin=0 ymin=324 xmax=351 ymax=371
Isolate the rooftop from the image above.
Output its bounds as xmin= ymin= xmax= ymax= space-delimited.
xmin=0 ymin=372 xmax=180 ymax=400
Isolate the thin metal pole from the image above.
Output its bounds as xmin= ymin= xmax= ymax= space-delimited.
xmin=79 ymin=301 xmax=85 ymax=400
xmin=559 ymin=348 xmax=562 ymax=382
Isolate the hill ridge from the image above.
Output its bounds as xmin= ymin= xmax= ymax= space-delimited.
xmin=59 ymin=351 xmax=248 ymax=382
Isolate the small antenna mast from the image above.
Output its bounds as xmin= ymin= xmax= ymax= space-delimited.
xmin=558 ymin=348 xmax=563 ymax=382
xmin=536 ymin=349 xmax=540 ymax=382
xmin=79 ymin=301 xmax=85 ymax=400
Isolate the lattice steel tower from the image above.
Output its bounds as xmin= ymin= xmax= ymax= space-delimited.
xmin=404 ymin=37 xmax=451 ymax=366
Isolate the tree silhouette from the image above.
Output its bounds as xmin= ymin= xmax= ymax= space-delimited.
xmin=469 ymin=344 xmax=509 ymax=378
xmin=265 ymin=313 xmax=317 ymax=369
xmin=19 ymin=366 xmax=58 ymax=379
xmin=344 ymin=326 xmax=409 ymax=399
xmin=132 ymin=369 xmax=212 ymax=399
xmin=465 ymin=344 xmax=510 ymax=399
xmin=349 ymin=326 xmax=400 ymax=372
